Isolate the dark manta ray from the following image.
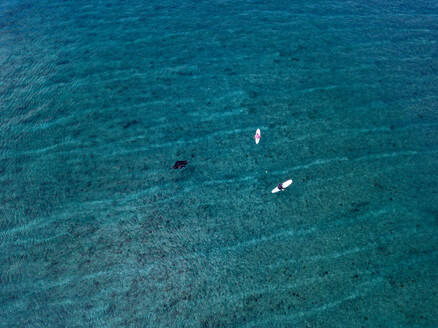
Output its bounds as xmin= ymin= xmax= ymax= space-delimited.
xmin=172 ymin=160 xmax=188 ymax=169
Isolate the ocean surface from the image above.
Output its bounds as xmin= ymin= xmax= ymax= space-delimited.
xmin=1 ymin=0 xmax=438 ymax=327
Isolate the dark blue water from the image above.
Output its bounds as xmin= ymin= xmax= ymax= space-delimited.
xmin=1 ymin=0 xmax=438 ymax=327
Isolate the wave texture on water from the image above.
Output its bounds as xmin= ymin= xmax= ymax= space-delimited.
xmin=1 ymin=0 xmax=438 ymax=327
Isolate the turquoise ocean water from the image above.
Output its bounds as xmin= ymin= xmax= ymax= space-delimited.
xmin=1 ymin=0 xmax=438 ymax=327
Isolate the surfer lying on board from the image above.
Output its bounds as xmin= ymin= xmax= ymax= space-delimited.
xmin=272 ymin=179 xmax=292 ymax=193
xmin=254 ymin=129 xmax=261 ymax=144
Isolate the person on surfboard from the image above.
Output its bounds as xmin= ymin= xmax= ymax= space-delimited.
xmin=272 ymin=179 xmax=293 ymax=193
xmin=254 ymin=129 xmax=261 ymax=144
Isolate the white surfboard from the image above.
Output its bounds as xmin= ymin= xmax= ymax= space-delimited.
xmin=272 ymin=179 xmax=293 ymax=193
xmin=254 ymin=128 xmax=261 ymax=144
